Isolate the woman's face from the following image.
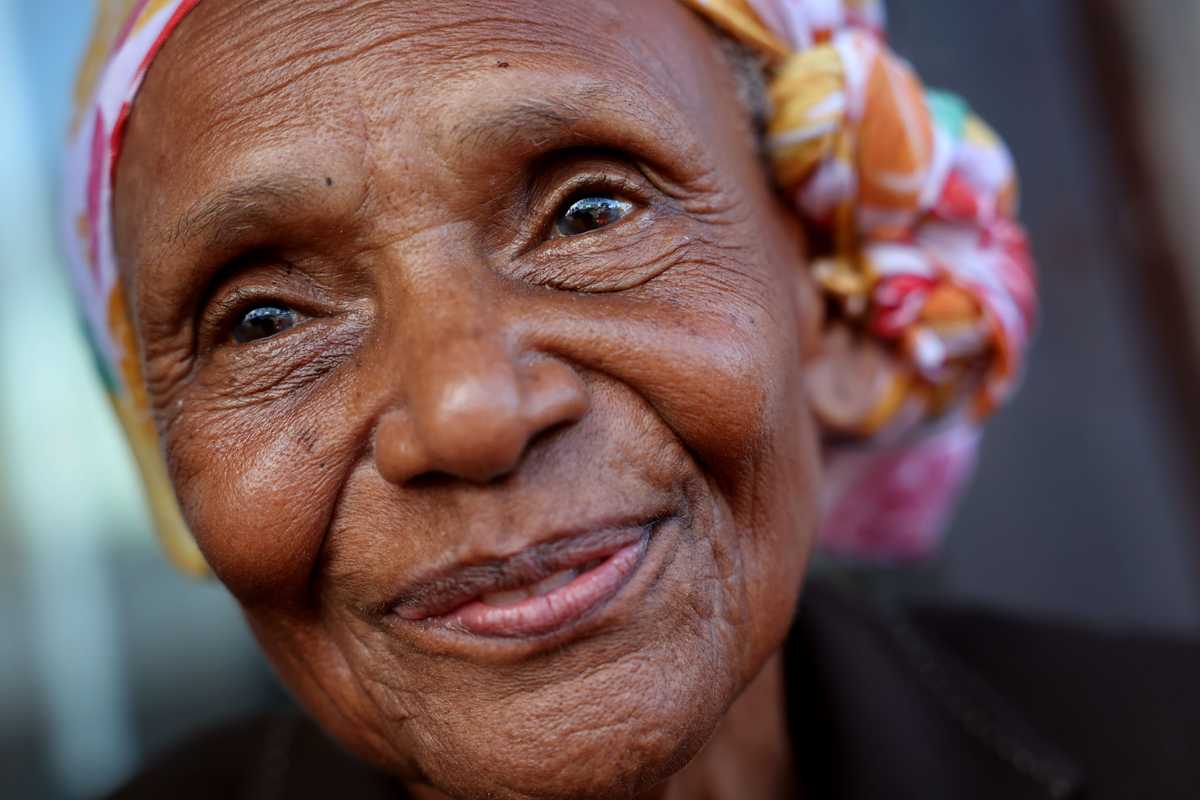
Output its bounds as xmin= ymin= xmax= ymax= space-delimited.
xmin=114 ymin=0 xmax=822 ymax=796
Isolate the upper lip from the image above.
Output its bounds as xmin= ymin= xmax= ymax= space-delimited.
xmin=384 ymin=517 xmax=662 ymax=622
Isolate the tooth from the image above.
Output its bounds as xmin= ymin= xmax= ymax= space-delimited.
xmin=479 ymin=568 xmax=580 ymax=607
xmin=531 ymin=568 xmax=578 ymax=596
xmin=481 ymin=586 xmax=534 ymax=607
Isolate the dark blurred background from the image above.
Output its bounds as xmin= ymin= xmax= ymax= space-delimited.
xmin=2 ymin=1 xmax=1198 ymax=797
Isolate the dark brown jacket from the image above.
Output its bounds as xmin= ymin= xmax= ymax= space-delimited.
xmin=111 ymin=578 xmax=1200 ymax=799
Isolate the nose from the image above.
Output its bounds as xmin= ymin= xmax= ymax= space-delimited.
xmin=374 ymin=335 xmax=589 ymax=486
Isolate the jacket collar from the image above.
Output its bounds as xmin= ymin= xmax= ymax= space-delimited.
xmin=784 ymin=576 xmax=1085 ymax=799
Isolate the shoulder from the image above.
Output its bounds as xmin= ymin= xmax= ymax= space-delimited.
xmin=107 ymin=712 xmax=401 ymax=800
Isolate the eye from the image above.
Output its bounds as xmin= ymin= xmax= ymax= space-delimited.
xmin=231 ymin=305 xmax=301 ymax=344
xmin=554 ymin=195 xmax=633 ymax=237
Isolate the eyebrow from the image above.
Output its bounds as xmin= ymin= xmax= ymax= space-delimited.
xmin=170 ymin=174 xmax=316 ymax=254
xmin=448 ymin=84 xmax=613 ymax=152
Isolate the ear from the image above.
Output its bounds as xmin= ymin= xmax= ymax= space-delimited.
xmin=790 ymin=252 xmax=824 ymax=364
xmin=804 ymin=322 xmax=911 ymax=439
xmin=775 ymin=196 xmax=908 ymax=441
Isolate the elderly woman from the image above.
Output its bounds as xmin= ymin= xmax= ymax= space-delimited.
xmin=63 ymin=1 xmax=1198 ymax=798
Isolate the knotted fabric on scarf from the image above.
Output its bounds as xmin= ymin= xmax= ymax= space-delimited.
xmin=62 ymin=0 xmax=1036 ymax=574
xmin=679 ymin=0 xmax=1036 ymax=558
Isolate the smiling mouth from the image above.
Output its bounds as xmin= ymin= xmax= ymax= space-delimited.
xmin=389 ymin=519 xmax=661 ymax=638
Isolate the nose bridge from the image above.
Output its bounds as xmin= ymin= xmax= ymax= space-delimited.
xmin=379 ymin=222 xmax=506 ymax=375
xmin=372 ymin=235 xmax=588 ymax=485
xmin=402 ymin=245 xmax=508 ymax=380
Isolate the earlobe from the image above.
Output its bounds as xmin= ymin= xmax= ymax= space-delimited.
xmin=791 ymin=260 xmax=823 ymax=364
xmin=803 ymin=324 xmax=912 ymax=439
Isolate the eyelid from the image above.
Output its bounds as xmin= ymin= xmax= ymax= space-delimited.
xmin=198 ymin=282 xmax=314 ymax=352
xmin=520 ymin=156 xmax=653 ymax=253
xmin=545 ymin=170 xmax=644 ymax=207
xmin=547 ymin=172 xmax=645 ymax=219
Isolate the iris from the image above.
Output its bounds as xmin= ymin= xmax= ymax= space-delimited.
xmin=555 ymin=195 xmax=632 ymax=237
xmin=232 ymin=305 xmax=299 ymax=343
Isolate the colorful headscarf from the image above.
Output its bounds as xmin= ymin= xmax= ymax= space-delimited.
xmin=678 ymin=0 xmax=1036 ymax=558
xmin=63 ymin=0 xmax=1036 ymax=574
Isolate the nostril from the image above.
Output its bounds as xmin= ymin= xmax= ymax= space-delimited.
xmin=374 ymin=411 xmax=426 ymax=486
xmin=522 ymin=359 xmax=591 ymax=435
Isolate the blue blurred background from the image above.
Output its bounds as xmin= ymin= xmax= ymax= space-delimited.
xmin=2 ymin=1 xmax=1198 ymax=797
xmin=1 ymin=4 xmax=278 ymax=798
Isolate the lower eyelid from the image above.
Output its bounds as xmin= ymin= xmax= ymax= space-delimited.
xmin=198 ymin=326 xmax=356 ymax=405
xmin=197 ymin=305 xmax=305 ymax=355
xmin=202 ymin=313 xmax=361 ymax=380
xmin=515 ymin=211 xmax=691 ymax=292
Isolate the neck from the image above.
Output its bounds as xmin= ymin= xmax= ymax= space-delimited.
xmin=643 ymin=649 xmax=798 ymax=800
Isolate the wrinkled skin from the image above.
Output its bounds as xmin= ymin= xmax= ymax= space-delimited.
xmin=113 ymin=1 xmax=824 ymax=797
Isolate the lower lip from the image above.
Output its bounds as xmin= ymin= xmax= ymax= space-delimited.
xmin=441 ymin=538 xmax=649 ymax=638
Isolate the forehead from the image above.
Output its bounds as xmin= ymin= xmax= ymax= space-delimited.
xmin=161 ymin=0 xmax=690 ymax=117
xmin=114 ymin=0 xmax=730 ymax=268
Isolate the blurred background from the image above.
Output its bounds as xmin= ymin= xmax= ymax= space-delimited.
xmin=2 ymin=0 xmax=1199 ymax=797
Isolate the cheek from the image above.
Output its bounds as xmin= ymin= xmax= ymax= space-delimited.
xmin=614 ymin=264 xmax=816 ymax=517
xmin=617 ymin=240 xmax=820 ymax=661
xmin=165 ymin=385 xmax=355 ymax=601
xmin=674 ymin=293 xmax=817 ymax=636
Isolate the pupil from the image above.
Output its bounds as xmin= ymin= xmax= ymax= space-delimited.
xmin=233 ymin=306 xmax=296 ymax=343
xmin=557 ymin=196 xmax=631 ymax=236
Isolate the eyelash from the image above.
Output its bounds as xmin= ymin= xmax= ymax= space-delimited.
xmin=200 ymin=284 xmax=309 ymax=350
xmin=532 ymin=170 xmax=646 ymax=246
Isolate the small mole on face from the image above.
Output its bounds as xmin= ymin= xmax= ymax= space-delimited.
xmin=325 ymin=176 xmax=334 ymax=187
xmin=496 ymin=61 xmax=510 ymax=68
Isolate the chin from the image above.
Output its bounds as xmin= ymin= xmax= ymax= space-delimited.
xmin=386 ymin=637 xmax=737 ymax=800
